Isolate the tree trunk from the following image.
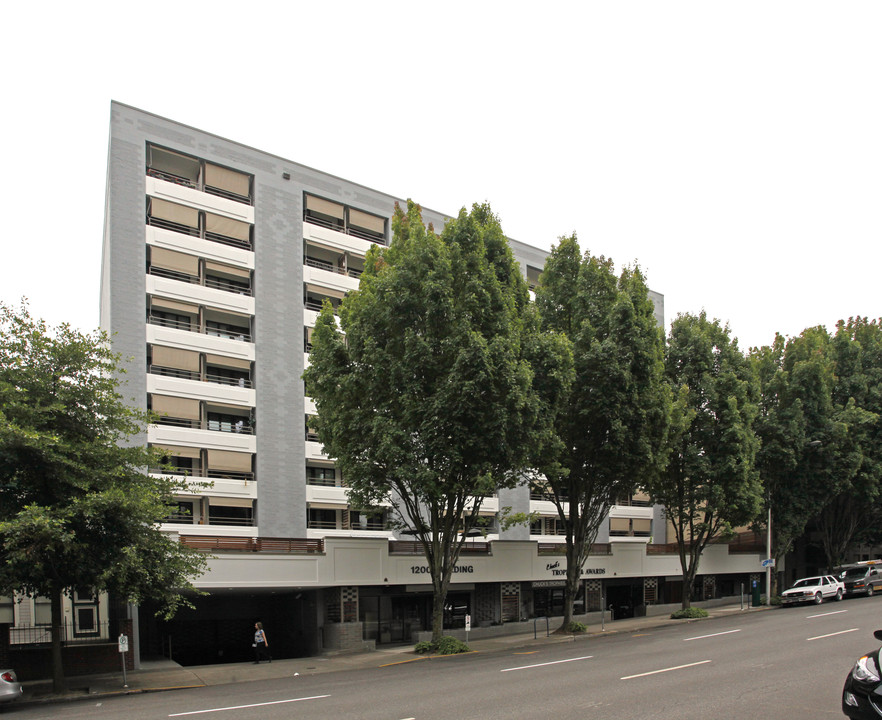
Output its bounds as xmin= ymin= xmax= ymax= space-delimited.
xmin=560 ymin=546 xmax=580 ymax=631
xmin=50 ymin=590 xmax=66 ymax=694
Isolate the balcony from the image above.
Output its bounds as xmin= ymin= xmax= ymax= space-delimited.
xmin=147 ymin=202 xmax=253 ymax=251
xmin=148 ymin=315 xmax=252 ymax=343
xmin=147 ymin=145 xmax=253 ymax=206
xmin=179 ymin=536 xmax=324 ymax=554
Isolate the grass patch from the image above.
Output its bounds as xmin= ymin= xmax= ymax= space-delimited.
xmin=414 ymin=636 xmax=471 ymax=655
xmin=670 ymin=607 xmax=709 ymax=619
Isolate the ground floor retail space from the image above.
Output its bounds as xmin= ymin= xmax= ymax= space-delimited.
xmin=136 ymin=570 xmax=764 ymax=665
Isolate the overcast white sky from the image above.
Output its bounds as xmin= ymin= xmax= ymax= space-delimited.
xmin=2 ymin=1 xmax=879 ymax=351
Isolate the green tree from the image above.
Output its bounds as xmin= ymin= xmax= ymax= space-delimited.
xmin=304 ymin=201 xmax=543 ymax=642
xmin=0 ymin=303 xmax=207 ymax=692
xmin=532 ymin=235 xmax=669 ymax=629
xmin=644 ymin=312 xmax=761 ymax=608
xmin=816 ymin=318 xmax=881 ymax=570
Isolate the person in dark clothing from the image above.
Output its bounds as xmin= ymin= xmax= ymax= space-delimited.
xmin=253 ymin=622 xmax=271 ymax=663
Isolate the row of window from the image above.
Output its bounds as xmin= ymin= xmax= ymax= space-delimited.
xmin=148 ymin=144 xmax=253 ymax=205
xmin=152 ymin=444 xmax=254 ymax=481
xmin=149 ymin=344 xmax=253 ymax=388
xmin=150 ymin=394 xmax=253 ymax=434
xmin=147 ymin=197 xmax=253 ymax=251
xmin=148 ymin=247 xmax=253 ymax=296
xmin=304 ymin=194 xmax=386 ymax=244
xmin=148 ymin=298 xmax=252 ymax=342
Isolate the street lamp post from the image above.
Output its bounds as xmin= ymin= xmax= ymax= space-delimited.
xmin=766 ymin=501 xmax=772 ymax=605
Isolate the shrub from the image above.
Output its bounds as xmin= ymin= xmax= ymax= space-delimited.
xmin=670 ymin=607 xmax=709 ymax=619
xmin=414 ymin=636 xmax=472 ymax=655
xmin=565 ymin=621 xmax=587 ymax=633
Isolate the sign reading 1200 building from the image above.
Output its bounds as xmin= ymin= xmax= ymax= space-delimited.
xmin=410 ymin=565 xmax=475 ymax=575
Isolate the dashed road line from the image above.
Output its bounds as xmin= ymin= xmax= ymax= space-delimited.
xmin=621 ymin=660 xmax=711 ymax=680
xmin=684 ymin=629 xmax=741 ymax=642
xmin=501 ymin=655 xmax=594 ymax=672
xmin=168 ymin=695 xmax=330 ymax=716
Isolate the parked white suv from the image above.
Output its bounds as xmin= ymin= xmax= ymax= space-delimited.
xmin=781 ymin=575 xmax=845 ymax=605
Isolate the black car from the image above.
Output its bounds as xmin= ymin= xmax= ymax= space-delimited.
xmin=842 ymin=566 xmax=882 ymax=597
xmin=842 ymin=630 xmax=882 ymax=718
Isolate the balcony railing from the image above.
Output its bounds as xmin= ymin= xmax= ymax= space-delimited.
xmin=147 ymin=215 xmax=252 ymax=251
xmin=148 ymin=265 xmax=199 ymax=284
xmin=148 ymin=168 xmax=253 ymax=205
xmin=150 ymin=467 xmax=255 ymax=482
xmin=204 ymin=276 xmax=253 ymax=296
xmin=537 ymin=543 xmax=612 ymax=555
xmin=180 ymin=535 xmax=324 ymax=553
xmin=305 ymin=257 xmax=364 ymax=280
xmin=148 ymin=365 xmax=200 ymax=381
xmin=149 ymin=316 xmax=254 ymax=343
xmin=206 ymin=515 xmax=254 ymax=527
xmin=205 ymin=372 xmax=253 ymax=388
xmin=388 ymin=540 xmax=491 ymax=555
xmin=305 ymin=215 xmax=385 ymax=245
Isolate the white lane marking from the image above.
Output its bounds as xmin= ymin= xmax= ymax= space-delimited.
xmin=807 ymin=628 xmax=859 ymax=641
xmin=169 ymin=695 xmax=330 ymax=716
xmin=621 ymin=660 xmax=711 ymax=680
xmin=684 ymin=629 xmax=741 ymax=642
xmin=501 ymin=655 xmax=594 ymax=672
xmin=806 ymin=610 xmax=848 ymax=619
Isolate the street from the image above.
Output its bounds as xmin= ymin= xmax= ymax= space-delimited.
xmin=8 ymin=597 xmax=880 ymax=720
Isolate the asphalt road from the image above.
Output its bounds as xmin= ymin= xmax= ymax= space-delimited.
xmin=8 ymin=596 xmax=881 ymax=720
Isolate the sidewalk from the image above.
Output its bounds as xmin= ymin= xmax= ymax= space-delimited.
xmin=18 ymin=602 xmax=773 ymax=707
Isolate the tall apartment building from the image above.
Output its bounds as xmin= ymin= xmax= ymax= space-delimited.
xmin=100 ymin=102 xmax=763 ymax=666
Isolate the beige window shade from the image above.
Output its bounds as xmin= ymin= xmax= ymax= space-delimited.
xmin=204 ymin=261 xmax=251 ymax=279
xmin=208 ymin=497 xmax=253 ymax=507
xmin=306 ymin=195 xmax=344 ymax=219
xmin=148 ymin=146 xmax=200 ymax=183
xmin=151 ymin=345 xmax=200 ymax=371
xmin=204 ymin=309 xmax=250 ymax=324
xmin=204 ymin=354 xmax=252 ymax=371
xmin=609 ymin=517 xmax=631 ymax=532
xmin=633 ymin=491 xmax=651 ymax=503
xmin=206 ymin=450 xmax=252 ymax=472
xmin=205 ymin=213 xmax=251 ymax=242
xmin=149 ymin=198 xmax=199 ymax=229
xmin=349 ymin=208 xmax=385 ymax=234
xmin=152 ymin=444 xmax=201 ymax=459
xmin=309 ymin=503 xmax=344 ymax=511
xmin=204 ymin=164 xmax=251 ymax=197
xmin=632 ymin=518 xmax=652 ymax=533
xmin=150 ymin=297 xmax=199 ymax=315
xmin=151 ymin=395 xmax=201 ymax=421
xmin=150 ymin=247 xmax=199 ymax=276
xmin=206 ymin=402 xmax=249 ymax=414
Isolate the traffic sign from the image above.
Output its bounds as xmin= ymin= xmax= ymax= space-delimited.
xmin=118 ymin=634 xmax=129 ymax=653
xmin=761 ymin=558 xmax=776 ymax=568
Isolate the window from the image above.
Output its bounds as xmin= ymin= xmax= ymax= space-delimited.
xmin=147 ymin=144 xmax=252 ymax=205
xmin=307 ymin=465 xmax=337 ymax=486
xmin=34 ymin=596 xmax=52 ymax=625
xmin=165 ymin=500 xmax=196 ymax=524
xmin=208 ymin=501 xmax=253 ymax=526
xmin=308 ymin=508 xmax=338 ymax=529
xmin=0 ymin=596 xmax=13 ymax=624
xmin=526 ymin=265 xmax=542 ymax=291
xmin=304 ymin=194 xmax=387 ymax=245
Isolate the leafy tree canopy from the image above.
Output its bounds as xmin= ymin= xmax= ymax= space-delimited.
xmin=645 ymin=311 xmax=762 ymax=607
xmin=0 ymin=302 xmax=206 ymax=688
xmin=532 ymin=234 xmax=669 ymax=627
xmin=304 ymin=201 xmax=544 ymax=640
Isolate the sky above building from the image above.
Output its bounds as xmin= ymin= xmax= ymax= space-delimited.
xmin=2 ymin=1 xmax=879 ymax=351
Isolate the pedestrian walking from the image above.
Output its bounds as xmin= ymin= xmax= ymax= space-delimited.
xmin=253 ymin=621 xmax=271 ymax=663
